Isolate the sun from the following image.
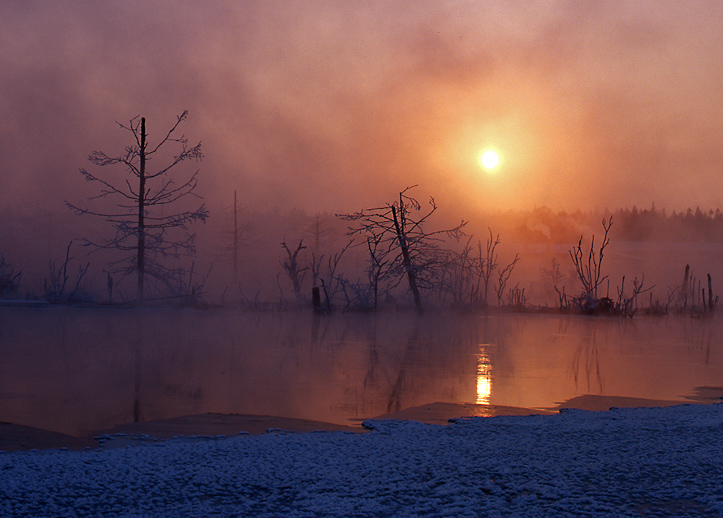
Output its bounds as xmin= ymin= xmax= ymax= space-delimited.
xmin=480 ymin=150 xmax=500 ymax=170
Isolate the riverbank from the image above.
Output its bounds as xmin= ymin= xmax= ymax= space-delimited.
xmin=0 ymin=393 xmax=715 ymax=453
xmin=2 ymin=402 xmax=722 ymax=516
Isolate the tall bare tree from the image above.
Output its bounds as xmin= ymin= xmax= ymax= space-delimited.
xmin=67 ymin=110 xmax=208 ymax=301
xmin=224 ymin=189 xmax=251 ymax=289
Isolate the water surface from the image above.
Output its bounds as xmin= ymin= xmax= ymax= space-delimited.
xmin=0 ymin=307 xmax=721 ymax=436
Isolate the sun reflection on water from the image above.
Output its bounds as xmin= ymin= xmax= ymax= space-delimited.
xmin=476 ymin=347 xmax=492 ymax=405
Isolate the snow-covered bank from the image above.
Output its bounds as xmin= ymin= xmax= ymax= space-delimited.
xmin=2 ymin=404 xmax=723 ymax=517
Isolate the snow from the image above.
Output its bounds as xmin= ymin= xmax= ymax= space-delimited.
xmin=2 ymin=404 xmax=723 ymax=517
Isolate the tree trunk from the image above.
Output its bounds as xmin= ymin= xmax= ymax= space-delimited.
xmin=233 ymin=190 xmax=239 ymax=288
xmin=137 ymin=117 xmax=146 ymax=301
xmin=708 ymin=273 xmax=714 ymax=313
xmin=679 ymin=264 xmax=690 ymax=309
xmin=391 ymin=205 xmax=422 ymax=313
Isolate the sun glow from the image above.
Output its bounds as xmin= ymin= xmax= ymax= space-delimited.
xmin=480 ymin=150 xmax=499 ymax=170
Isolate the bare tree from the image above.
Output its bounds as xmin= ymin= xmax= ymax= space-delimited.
xmin=337 ymin=234 xmax=390 ymax=311
xmin=615 ymin=275 xmax=652 ymax=317
xmin=218 ymin=189 xmax=252 ymax=291
xmin=540 ymin=257 xmax=570 ymax=309
xmin=338 ymin=186 xmax=466 ymax=312
xmin=337 ymin=236 xmax=390 ymax=311
xmin=310 ymin=240 xmax=352 ymax=310
xmin=0 ymin=255 xmax=21 ymax=299
xmin=506 ymin=283 xmax=527 ymax=308
xmin=364 ymin=233 xmax=389 ymax=310
xmin=480 ymin=228 xmax=501 ymax=305
xmin=281 ymin=239 xmax=309 ymax=304
xmin=495 ymin=253 xmax=520 ymax=306
xmin=67 ymin=111 xmax=208 ymax=301
xmin=440 ymin=233 xmax=497 ymax=308
xmin=43 ymin=241 xmax=90 ymax=303
xmin=165 ymin=261 xmax=212 ymax=306
xmin=304 ymin=213 xmax=332 ymax=250
xmin=441 ymin=235 xmax=476 ymax=306
xmin=677 ymin=264 xmax=690 ymax=310
xmin=569 ymin=216 xmax=613 ymax=300
xmin=231 ymin=190 xmax=243 ymax=287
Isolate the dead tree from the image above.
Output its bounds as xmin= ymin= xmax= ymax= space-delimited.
xmin=219 ymin=189 xmax=252 ymax=292
xmin=336 ymin=235 xmax=391 ymax=311
xmin=678 ymin=264 xmax=691 ymax=310
xmin=0 ymin=255 xmax=21 ymax=299
xmin=310 ymin=240 xmax=352 ymax=310
xmin=708 ymin=274 xmax=717 ymax=313
xmin=213 ymin=189 xmax=254 ymax=306
xmin=480 ymin=229 xmax=502 ymax=305
xmin=67 ymin=111 xmax=208 ymax=301
xmin=616 ymin=275 xmax=652 ymax=317
xmin=164 ymin=261 xmax=212 ymax=306
xmin=506 ymin=284 xmax=527 ymax=308
xmin=495 ymin=253 xmax=520 ymax=306
xmin=569 ymin=216 xmax=613 ymax=301
xmin=352 ymin=233 xmax=390 ymax=311
xmin=43 ymin=241 xmax=90 ymax=303
xmin=281 ymin=239 xmax=309 ymax=304
xmin=337 ymin=186 xmax=466 ymax=313
xmin=443 ymin=229 xmax=504 ymax=308
xmin=541 ymin=257 xmax=567 ymax=308
xmin=232 ymin=190 xmax=242 ymax=287
xmin=442 ymin=235 xmax=476 ymax=306
xmin=303 ymin=213 xmax=332 ymax=250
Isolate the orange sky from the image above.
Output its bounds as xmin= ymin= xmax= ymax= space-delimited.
xmin=3 ymin=0 xmax=723 ymax=218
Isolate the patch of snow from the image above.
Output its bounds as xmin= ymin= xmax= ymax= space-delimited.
xmin=2 ymin=404 xmax=723 ymax=516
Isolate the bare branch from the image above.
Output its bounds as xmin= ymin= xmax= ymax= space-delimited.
xmin=336 ymin=186 xmax=466 ymax=312
xmin=569 ymin=216 xmax=613 ymax=299
xmin=67 ymin=110 xmax=207 ymax=301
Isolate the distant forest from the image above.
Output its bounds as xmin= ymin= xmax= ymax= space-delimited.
xmin=503 ymin=205 xmax=723 ymax=243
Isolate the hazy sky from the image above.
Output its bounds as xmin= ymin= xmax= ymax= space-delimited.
xmin=3 ymin=0 xmax=723 ymax=217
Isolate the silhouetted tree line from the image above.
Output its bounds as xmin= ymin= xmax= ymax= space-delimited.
xmin=615 ymin=205 xmax=723 ymax=242
xmin=507 ymin=205 xmax=723 ymax=243
xmin=3 ymin=193 xmax=722 ymax=315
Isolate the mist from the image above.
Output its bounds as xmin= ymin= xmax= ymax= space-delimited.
xmin=6 ymin=6 xmax=723 ymax=510
xmin=3 ymin=0 xmax=723 ymax=302
xmin=4 ymin=1 xmax=723 ymax=212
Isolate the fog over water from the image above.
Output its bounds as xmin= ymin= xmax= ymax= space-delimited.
xmin=3 ymin=2 xmax=723 ymax=302
xmin=1 ymin=309 xmax=720 ymax=436
xmin=4 ymin=2 xmax=723 ymax=437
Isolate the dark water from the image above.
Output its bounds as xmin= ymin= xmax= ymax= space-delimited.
xmin=0 ymin=307 xmax=721 ymax=436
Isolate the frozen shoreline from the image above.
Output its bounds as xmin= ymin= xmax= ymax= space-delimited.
xmin=2 ymin=403 xmax=723 ymax=517
xmin=2 ymin=394 xmax=709 ymax=453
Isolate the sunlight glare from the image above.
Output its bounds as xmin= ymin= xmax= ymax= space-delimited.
xmin=480 ymin=150 xmax=500 ymax=170
xmin=476 ymin=349 xmax=492 ymax=405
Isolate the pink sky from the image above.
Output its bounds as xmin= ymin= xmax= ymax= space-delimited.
xmin=3 ymin=0 xmax=723 ymax=218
